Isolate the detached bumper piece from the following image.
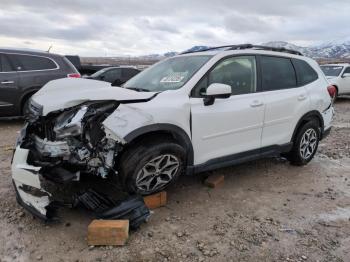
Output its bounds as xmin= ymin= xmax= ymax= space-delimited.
xmin=12 ymin=147 xmax=58 ymax=220
xmin=12 ymin=147 xmax=150 ymax=228
xmin=76 ymin=190 xmax=151 ymax=230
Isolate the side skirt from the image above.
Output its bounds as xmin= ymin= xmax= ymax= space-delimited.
xmin=187 ymin=143 xmax=293 ymax=175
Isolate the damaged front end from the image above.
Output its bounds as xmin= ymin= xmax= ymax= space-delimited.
xmin=12 ymin=100 xmax=125 ymax=220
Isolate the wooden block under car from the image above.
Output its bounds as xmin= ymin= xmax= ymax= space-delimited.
xmin=204 ymin=174 xmax=224 ymax=188
xmin=143 ymin=191 xmax=167 ymax=209
xmin=87 ymin=220 xmax=129 ymax=246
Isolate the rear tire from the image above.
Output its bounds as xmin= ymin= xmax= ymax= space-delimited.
xmin=118 ymin=138 xmax=186 ymax=195
xmin=287 ymin=120 xmax=320 ymax=166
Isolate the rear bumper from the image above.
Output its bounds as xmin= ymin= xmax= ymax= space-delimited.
xmin=321 ymin=106 xmax=334 ymax=140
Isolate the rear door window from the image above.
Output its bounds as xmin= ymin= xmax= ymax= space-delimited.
xmin=260 ymin=56 xmax=297 ymax=91
xmin=292 ymin=59 xmax=318 ymax=86
xmin=0 ymin=54 xmax=13 ymax=72
xmin=9 ymin=54 xmax=57 ymax=71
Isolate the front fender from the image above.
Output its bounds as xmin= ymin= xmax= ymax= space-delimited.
xmin=103 ymin=104 xmax=154 ymax=144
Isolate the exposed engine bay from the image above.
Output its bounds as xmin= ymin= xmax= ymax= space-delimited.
xmin=12 ymin=100 xmax=138 ymax=220
xmin=21 ymin=101 xmax=121 ymax=182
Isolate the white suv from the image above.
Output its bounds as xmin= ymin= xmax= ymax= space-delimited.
xmin=320 ymin=63 xmax=350 ymax=97
xmin=12 ymin=44 xmax=334 ymax=219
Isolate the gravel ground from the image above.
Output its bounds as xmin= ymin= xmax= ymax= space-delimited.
xmin=0 ymin=99 xmax=350 ymax=262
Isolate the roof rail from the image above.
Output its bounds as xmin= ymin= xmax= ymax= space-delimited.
xmin=181 ymin=44 xmax=303 ymax=56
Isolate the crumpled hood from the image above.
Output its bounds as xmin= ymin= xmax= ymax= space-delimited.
xmin=32 ymin=78 xmax=156 ymax=115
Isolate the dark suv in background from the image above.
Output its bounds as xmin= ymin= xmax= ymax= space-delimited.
xmin=0 ymin=48 xmax=80 ymax=117
xmin=84 ymin=66 xmax=140 ymax=86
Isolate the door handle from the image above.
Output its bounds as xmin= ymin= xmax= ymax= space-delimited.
xmin=1 ymin=81 xmax=14 ymax=84
xmin=250 ymin=100 xmax=264 ymax=107
xmin=298 ymin=94 xmax=307 ymax=101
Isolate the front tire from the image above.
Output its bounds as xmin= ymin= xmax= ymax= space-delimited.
xmin=119 ymin=138 xmax=186 ymax=195
xmin=287 ymin=120 xmax=320 ymax=166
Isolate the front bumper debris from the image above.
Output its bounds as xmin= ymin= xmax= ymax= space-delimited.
xmin=12 ymin=145 xmax=151 ymax=226
xmin=11 ymin=100 xmax=153 ymax=225
xmin=11 ymin=147 xmax=55 ymax=220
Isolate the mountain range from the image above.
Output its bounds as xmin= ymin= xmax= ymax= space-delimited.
xmin=145 ymin=41 xmax=350 ymax=60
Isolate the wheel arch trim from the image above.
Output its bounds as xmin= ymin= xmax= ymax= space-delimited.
xmin=124 ymin=123 xmax=194 ymax=166
xmin=291 ymin=110 xmax=324 ymax=142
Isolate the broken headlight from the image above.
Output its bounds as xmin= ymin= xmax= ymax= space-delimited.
xmin=53 ymin=105 xmax=88 ymax=139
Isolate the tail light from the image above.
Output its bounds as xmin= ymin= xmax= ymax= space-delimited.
xmin=67 ymin=73 xmax=81 ymax=78
xmin=327 ymin=85 xmax=337 ymax=98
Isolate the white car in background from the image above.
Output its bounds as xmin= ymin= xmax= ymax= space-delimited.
xmin=11 ymin=44 xmax=334 ymax=220
xmin=320 ymin=63 xmax=350 ymax=97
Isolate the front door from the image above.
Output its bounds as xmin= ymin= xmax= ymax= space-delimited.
xmin=190 ymin=56 xmax=265 ymax=165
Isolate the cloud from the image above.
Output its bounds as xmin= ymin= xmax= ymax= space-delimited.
xmin=0 ymin=0 xmax=349 ymax=56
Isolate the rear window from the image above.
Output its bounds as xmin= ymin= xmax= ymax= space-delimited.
xmin=292 ymin=59 xmax=318 ymax=85
xmin=9 ymin=54 xmax=58 ymax=71
xmin=63 ymin=57 xmax=79 ymax=73
xmin=260 ymin=56 xmax=297 ymax=91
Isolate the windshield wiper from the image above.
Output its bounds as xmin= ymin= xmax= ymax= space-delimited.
xmin=126 ymin=87 xmax=150 ymax=92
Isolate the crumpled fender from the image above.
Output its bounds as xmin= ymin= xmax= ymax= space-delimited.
xmin=103 ymin=104 xmax=154 ymax=144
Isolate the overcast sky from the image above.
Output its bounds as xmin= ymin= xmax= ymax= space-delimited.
xmin=0 ymin=0 xmax=349 ymax=56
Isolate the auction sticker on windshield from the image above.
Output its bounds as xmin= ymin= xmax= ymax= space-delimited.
xmin=160 ymin=72 xmax=188 ymax=83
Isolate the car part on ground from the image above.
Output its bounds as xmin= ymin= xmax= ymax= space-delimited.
xmin=11 ymin=44 xmax=334 ymax=221
xmin=76 ymin=190 xmax=150 ymax=230
xmin=97 ymin=195 xmax=150 ymax=230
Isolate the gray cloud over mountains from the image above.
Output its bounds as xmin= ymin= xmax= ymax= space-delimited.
xmin=0 ymin=0 xmax=349 ymax=55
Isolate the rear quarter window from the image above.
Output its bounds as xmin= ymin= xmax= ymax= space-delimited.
xmin=9 ymin=54 xmax=58 ymax=71
xmin=260 ymin=56 xmax=297 ymax=91
xmin=292 ymin=59 xmax=318 ymax=86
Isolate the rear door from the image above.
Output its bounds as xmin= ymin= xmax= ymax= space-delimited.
xmin=0 ymin=53 xmax=19 ymax=116
xmin=259 ymin=55 xmax=310 ymax=147
xmin=9 ymin=53 xmax=63 ymax=92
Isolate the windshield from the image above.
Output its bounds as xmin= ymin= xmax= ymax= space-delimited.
xmin=320 ymin=66 xmax=344 ymax=77
xmin=124 ymin=55 xmax=212 ymax=92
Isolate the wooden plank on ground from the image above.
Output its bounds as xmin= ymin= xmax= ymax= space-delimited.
xmin=143 ymin=191 xmax=167 ymax=209
xmin=87 ymin=220 xmax=129 ymax=246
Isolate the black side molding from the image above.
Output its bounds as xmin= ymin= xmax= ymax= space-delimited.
xmin=191 ymin=143 xmax=292 ymax=174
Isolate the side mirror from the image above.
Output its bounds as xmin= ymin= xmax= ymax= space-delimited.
xmin=342 ymin=73 xmax=350 ymax=78
xmin=203 ymin=83 xmax=231 ymax=106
